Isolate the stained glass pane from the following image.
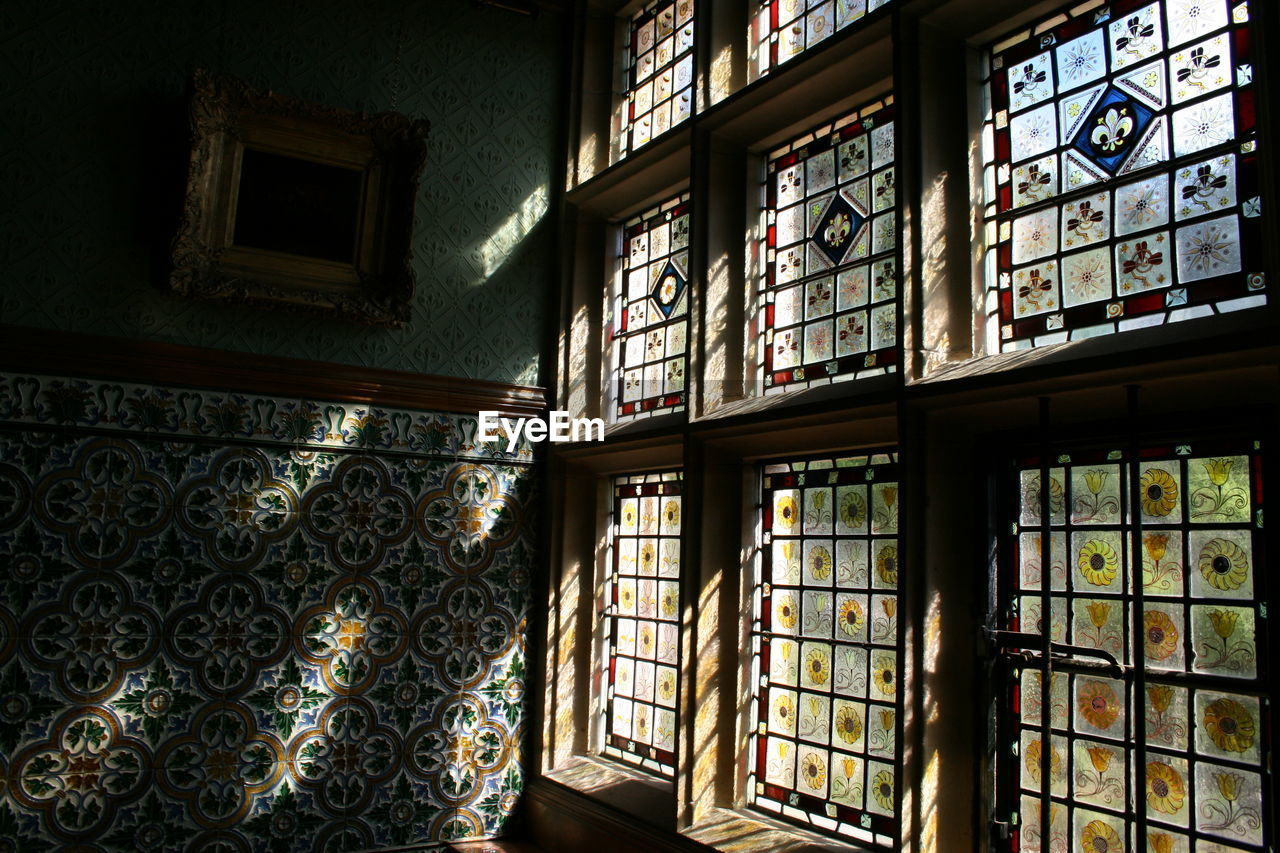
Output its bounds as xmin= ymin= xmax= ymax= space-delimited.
xmin=749 ymin=0 xmax=897 ymax=80
xmin=750 ymin=451 xmax=899 ymax=845
xmin=613 ymin=194 xmax=689 ymax=420
xmin=760 ymin=97 xmax=899 ymax=392
xmin=618 ymin=0 xmax=694 ymax=161
xmin=1001 ymin=438 xmax=1268 ymax=852
xmin=982 ymin=0 xmax=1264 ymax=351
xmin=603 ymin=471 xmax=682 ymax=776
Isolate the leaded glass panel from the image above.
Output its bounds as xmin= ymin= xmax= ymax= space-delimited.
xmin=981 ymin=0 xmax=1265 ymax=351
xmin=760 ymin=97 xmax=899 ymax=393
xmin=1001 ymin=438 xmax=1269 ymax=852
xmin=618 ymin=0 xmax=694 ymax=161
xmin=613 ymin=194 xmax=690 ymax=420
xmin=750 ymin=451 xmax=900 ymax=845
xmin=749 ymin=0 xmax=896 ymax=80
xmin=603 ymin=471 xmax=682 ymax=776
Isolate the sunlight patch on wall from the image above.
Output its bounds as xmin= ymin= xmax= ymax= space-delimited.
xmin=477 ymin=184 xmax=549 ymax=279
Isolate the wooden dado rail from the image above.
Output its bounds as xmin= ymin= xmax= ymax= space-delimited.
xmin=0 ymin=324 xmax=547 ymax=418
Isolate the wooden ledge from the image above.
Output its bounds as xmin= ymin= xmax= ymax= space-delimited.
xmin=0 ymin=324 xmax=546 ymax=417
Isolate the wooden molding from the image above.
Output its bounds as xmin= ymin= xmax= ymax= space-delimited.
xmin=0 ymin=324 xmax=547 ymax=417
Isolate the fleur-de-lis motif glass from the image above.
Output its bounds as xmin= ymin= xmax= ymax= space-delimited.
xmin=761 ymin=97 xmax=899 ymax=393
xmin=983 ymin=0 xmax=1264 ymax=349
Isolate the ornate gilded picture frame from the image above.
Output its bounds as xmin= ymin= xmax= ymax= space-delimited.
xmin=169 ymin=69 xmax=428 ymax=327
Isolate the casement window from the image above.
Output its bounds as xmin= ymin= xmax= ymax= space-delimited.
xmin=750 ymin=450 xmax=901 ymax=845
xmin=760 ymin=97 xmax=900 ymax=393
xmin=538 ymin=0 xmax=1277 ymax=850
xmin=981 ymin=0 xmax=1264 ymax=351
xmin=618 ymin=0 xmax=694 ymax=161
xmin=996 ymin=436 xmax=1268 ymax=851
xmin=602 ymin=471 xmax=684 ymax=775
xmin=749 ymin=0 xmax=896 ymax=79
xmin=612 ymin=196 xmax=691 ymax=421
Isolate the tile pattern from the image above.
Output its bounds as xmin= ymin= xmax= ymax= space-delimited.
xmin=0 ymin=371 xmax=535 ymax=850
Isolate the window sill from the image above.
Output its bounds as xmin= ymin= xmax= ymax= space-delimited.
xmin=605 ymin=408 xmax=687 ymax=439
xmin=691 ymin=372 xmax=898 ymax=425
xmin=684 ymin=806 xmax=882 ymax=853
xmin=567 ymin=126 xmax=692 ymax=214
xmin=909 ymin=306 xmax=1278 ymax=401
xmin=544 ymin=754 xmax=676 ymax=830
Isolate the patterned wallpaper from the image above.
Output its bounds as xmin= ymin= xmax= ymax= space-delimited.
xmin=0 ymin=371 xmax=535 ymax=850
xmin=0 ymin=0 xmax=561 ymax=385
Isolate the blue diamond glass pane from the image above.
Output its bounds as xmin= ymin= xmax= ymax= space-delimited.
xmin=1071 ymin=87 xmax=1155 ymax=174
xmin=812 ymin=195 xmax=865 ymax=267
xmin=651 ymin=260 xmax=685 ymax=318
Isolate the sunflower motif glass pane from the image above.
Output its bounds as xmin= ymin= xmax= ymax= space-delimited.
xmin=1002 ymin=438 xmax=1268 ymax=852
xmin=613 ymin=194 xmax=689 ymax=420
xmin=749 ymin=0 xmax=897 ymax=80
xmin=617 ymin=0 xmax=694 ymax=162
xmin=760 ymin=97 xmax=898 ymax=393
xmin=751 ymin=450 xmax=899 ymax=845
xmin=603 ymin=471 xmax=682 ymax=776
xmin=981 ymin=0 xmax=1264 ymax=352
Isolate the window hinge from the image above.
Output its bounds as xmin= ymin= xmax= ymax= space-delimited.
xmin=990 ymin=818 xmax=1014 ymax=841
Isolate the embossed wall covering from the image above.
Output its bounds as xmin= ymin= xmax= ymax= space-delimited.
xmin=0 ymin=0 xmax=561 ymax=385
xmin=0 ymin=372 xmax=535 ymax=850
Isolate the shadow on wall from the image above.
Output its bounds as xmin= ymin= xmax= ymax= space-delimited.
xmin=1 ymin=0 xmax=563 ymax=385
xmin=0 ymin=372 xmax=537 ymax=850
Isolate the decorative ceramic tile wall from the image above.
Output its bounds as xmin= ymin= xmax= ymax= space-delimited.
xmin=0 ymin=372 xmax=535 ymax=851
xmin=1 ymin=0 xmax=560 ymax=385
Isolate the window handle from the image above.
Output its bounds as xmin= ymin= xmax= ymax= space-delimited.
xmin=986 ymin=629 xmax=1124 ymax=676
xmin=1046 ymin=643 xmax=1123 ymax=675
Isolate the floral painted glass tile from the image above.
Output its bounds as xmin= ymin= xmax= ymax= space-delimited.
xmin=981 ymin=0 xmax=1264 ymax=351
xmin=603 ymin=471 xmax=682 ymax=776
xmin=617 ymin=0 xmax=694 ymax=161
xmin=749 ymin=0 xmax=896 ymax=80
xmin=613 ymin=194 xmax=690 ymax=420
xmin=1001 ymin=437 xmax=1268 ymax=852
xmin=750 ymin=450 xmax=900 ymax=845
xmin=760 ymin=96 xmax=898 ymax=393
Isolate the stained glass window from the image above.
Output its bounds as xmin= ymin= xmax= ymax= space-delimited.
xmin=982 ymin=0 xmax=1265 ymax=351
xmin=618 ymin=0 xmax=694 ymax=161
xmin=760 ymin=97 xmax=899 ymax=393
xmin=1000 ymin=438 xmax=1268 ymax=851
xmin=603 ymin=471 xmax=682 ymax=776
xmin=613 ymin=194 xmax=690 ymax=420
xmin=749 ymin=0 xmax=896 ymax=79
xmin=750 ymin=451 xmax=900 ymax=844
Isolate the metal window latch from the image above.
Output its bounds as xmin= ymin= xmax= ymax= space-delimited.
xmin=985 ymin=628 xmax=1125 ymax=676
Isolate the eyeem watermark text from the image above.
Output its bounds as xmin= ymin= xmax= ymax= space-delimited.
xmin=478 ymin=411 xmax=605 ymax=452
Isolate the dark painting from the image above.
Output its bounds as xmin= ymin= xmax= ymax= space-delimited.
xmin=170 ymin=70 xmax=426 ymax=325
xmin=233 ymin=148 xmax=362 ymax=263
